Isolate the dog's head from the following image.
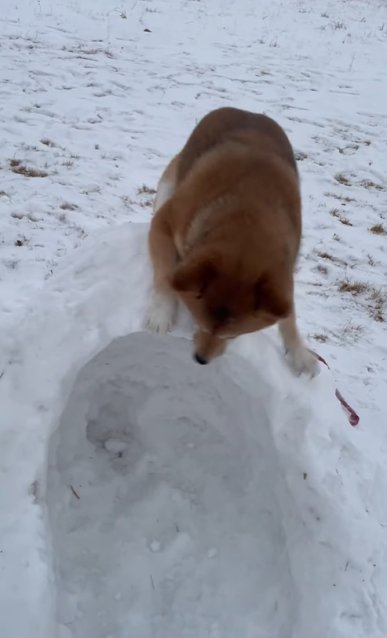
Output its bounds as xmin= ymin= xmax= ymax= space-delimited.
xmin=171 ymin=249 xmax=293 ymax=363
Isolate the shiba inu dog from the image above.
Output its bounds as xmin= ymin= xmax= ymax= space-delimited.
xmin=146 ymin=106 xmax=317 ymax=377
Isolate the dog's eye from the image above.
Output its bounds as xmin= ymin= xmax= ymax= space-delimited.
xmin=254 ymin=277 xmax=267 ymax=310
xmin=195 ymin=280 xmax=208 ymax=300
xmin=212 ymin=305 xmax=232 ymax=323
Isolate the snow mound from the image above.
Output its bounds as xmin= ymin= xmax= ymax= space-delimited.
xmin=48 ymin=333 xmax=293 ymax=638
xmin=0 ymin=223 xmax=385 ymax=638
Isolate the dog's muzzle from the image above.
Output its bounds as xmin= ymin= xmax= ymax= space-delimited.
xmin=193 ymin=352 xmax=208 ymax=365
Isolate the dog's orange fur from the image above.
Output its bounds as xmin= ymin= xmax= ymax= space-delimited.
xmin=146 ymin=107 xmax=318 ymax=376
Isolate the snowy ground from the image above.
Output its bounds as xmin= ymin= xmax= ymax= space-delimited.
xmin=1 ymin=0 xmax=387 ymax=637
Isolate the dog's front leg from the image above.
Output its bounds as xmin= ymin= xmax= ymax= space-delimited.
xmin=278 ymin=310 xmax=319 ymax=377
xmin=146 ymin=209 xmax=178 ymax=333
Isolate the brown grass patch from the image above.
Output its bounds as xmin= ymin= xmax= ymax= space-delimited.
xmin=121 ymin=196 xmax=133 ymax=208
xmin=339 ymin=280 xmax=386 ymax=321
xmin=339 ymin=281 xmax=368 ymax=295
xmin=60 ymin=202 xmax=79 ymax=211
xmin=341 ymin=322 xmax=364 ymax=343
xmin=360 ymin=179 xmax=384 ymax=191
xmin=10 ymin=159 xmax=48 ymax=178
xmin=315 ymin=264 xmax=328 ymax=275
xmin=137 ymin=184 xmax=156 ymax=195
xmin=370 ymin=290 xmax=386 ymax=322
xmin=317 ymin=251 xmax=348 ymax=266
xmin=338 ymin=144 xmax=359 ymax=154
xmin=40 ymin=138 xmax=56 ymax=147
xmin=138 ymin=199 xmax=153 ymax=208
xmin=312 ymin=333 xmax=328 ymax=343
xmin=79 ymin=47 xmax=113 ymax=58
xmin=335 ymin=173 xmax=351 ymax=186
xmin=369 ymin=223 xmax=386 ymax=235
xmin=330 ymin=208 xmax=353 ymax=226
xmin=325 ymin=191 xmax=355 ymax=203
xmin=318 ymin=251 xmax=334 ymax=261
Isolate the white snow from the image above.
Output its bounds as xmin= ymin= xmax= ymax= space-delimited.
xmin=1 ymin=1 xmax=387 ymax=637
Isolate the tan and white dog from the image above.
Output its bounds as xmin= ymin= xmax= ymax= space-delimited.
xmin=146 ymin=106 xmax=318 ymax=377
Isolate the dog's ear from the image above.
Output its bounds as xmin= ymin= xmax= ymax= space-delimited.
xmin=254 ymin=274 xmax=292 ymax=318
xmin=171 ymin=255 xmax=218 ymax=298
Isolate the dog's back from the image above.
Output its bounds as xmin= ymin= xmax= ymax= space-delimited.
xmin=167 ymin=106 xmax=302 ymax=262
xmin=177 ymin=107 xmax=298 ymax=184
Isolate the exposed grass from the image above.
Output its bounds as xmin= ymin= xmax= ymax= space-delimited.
xmin=325 ymin=191 xmax=355 ymax=203
xmin=360 ymin=179 xmax=384 ymax=191
xmin=369 ymin=223 xmax=386 ymax=235
xmin=341 ymin=322 xmax=364 ymax=343
xmin=137 ymin=184 xmax=156 ymax=195
xmin=315 ymin=264 xmax=328 ymax=275
xmin=338 ymin=143 xmax=359 ymax=154
xmin=370 ymin=289 xmax=386 ymax=322
xmin=335 ymin=173 xmax=351 ymax=186
xmin=138 ymin=199 xmax=153 ymax=208
xmin=318 ymin=251 xmax=335 ymax=261
xmin=10 ymin=160 xmax=48 ymax=178
xmin=339 ymin=281 xmax=368 ymax=295
xmin=330 ymin=208 xmax=353 ymax=226
xmin=14 ymin=235 xmax=29 ymax=247
xmin=40 ymin=138 xmax=56 ymax=147
xmin=332 ymin=20 xmax=346 ymax=30
xmin=121 ymin=195 xmax=133 ymax=208
xmin=317 ymin=251 xmax=348 ymax=267
xmin=338 ymin=280 xmax=386 ymax=322
xmin=79 ymin=47 xmax=114 ymax=58
xmin=60 ymin=202 xmax=79 ymax=211
xmin=312 ymin=333 xmax=328 ymax=343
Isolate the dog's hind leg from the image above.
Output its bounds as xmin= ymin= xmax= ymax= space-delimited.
xmin=153 ymin=153 xmax=180 ymax=212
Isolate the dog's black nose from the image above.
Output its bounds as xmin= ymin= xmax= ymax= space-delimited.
xmin=194 ymin=352 xmax=208 ymax=365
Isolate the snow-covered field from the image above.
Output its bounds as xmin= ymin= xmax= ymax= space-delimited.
xmin=1 ymin=1 xmax=387 ymax=637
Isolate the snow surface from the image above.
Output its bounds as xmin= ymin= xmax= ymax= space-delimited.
xmin=1 ymin=1 xmax=387 ymax=637
xmin=1 ymin=222 xmax=384 ymax=638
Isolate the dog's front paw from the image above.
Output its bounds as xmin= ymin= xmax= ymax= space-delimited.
xmin=145 ymin=291 xmax=177 ymax=333
xmin=286 ymin=345 xmax=320 ymax=378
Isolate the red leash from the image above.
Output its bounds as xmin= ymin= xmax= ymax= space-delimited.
xmin=314 ymin=353 xmax=360 ymax=427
